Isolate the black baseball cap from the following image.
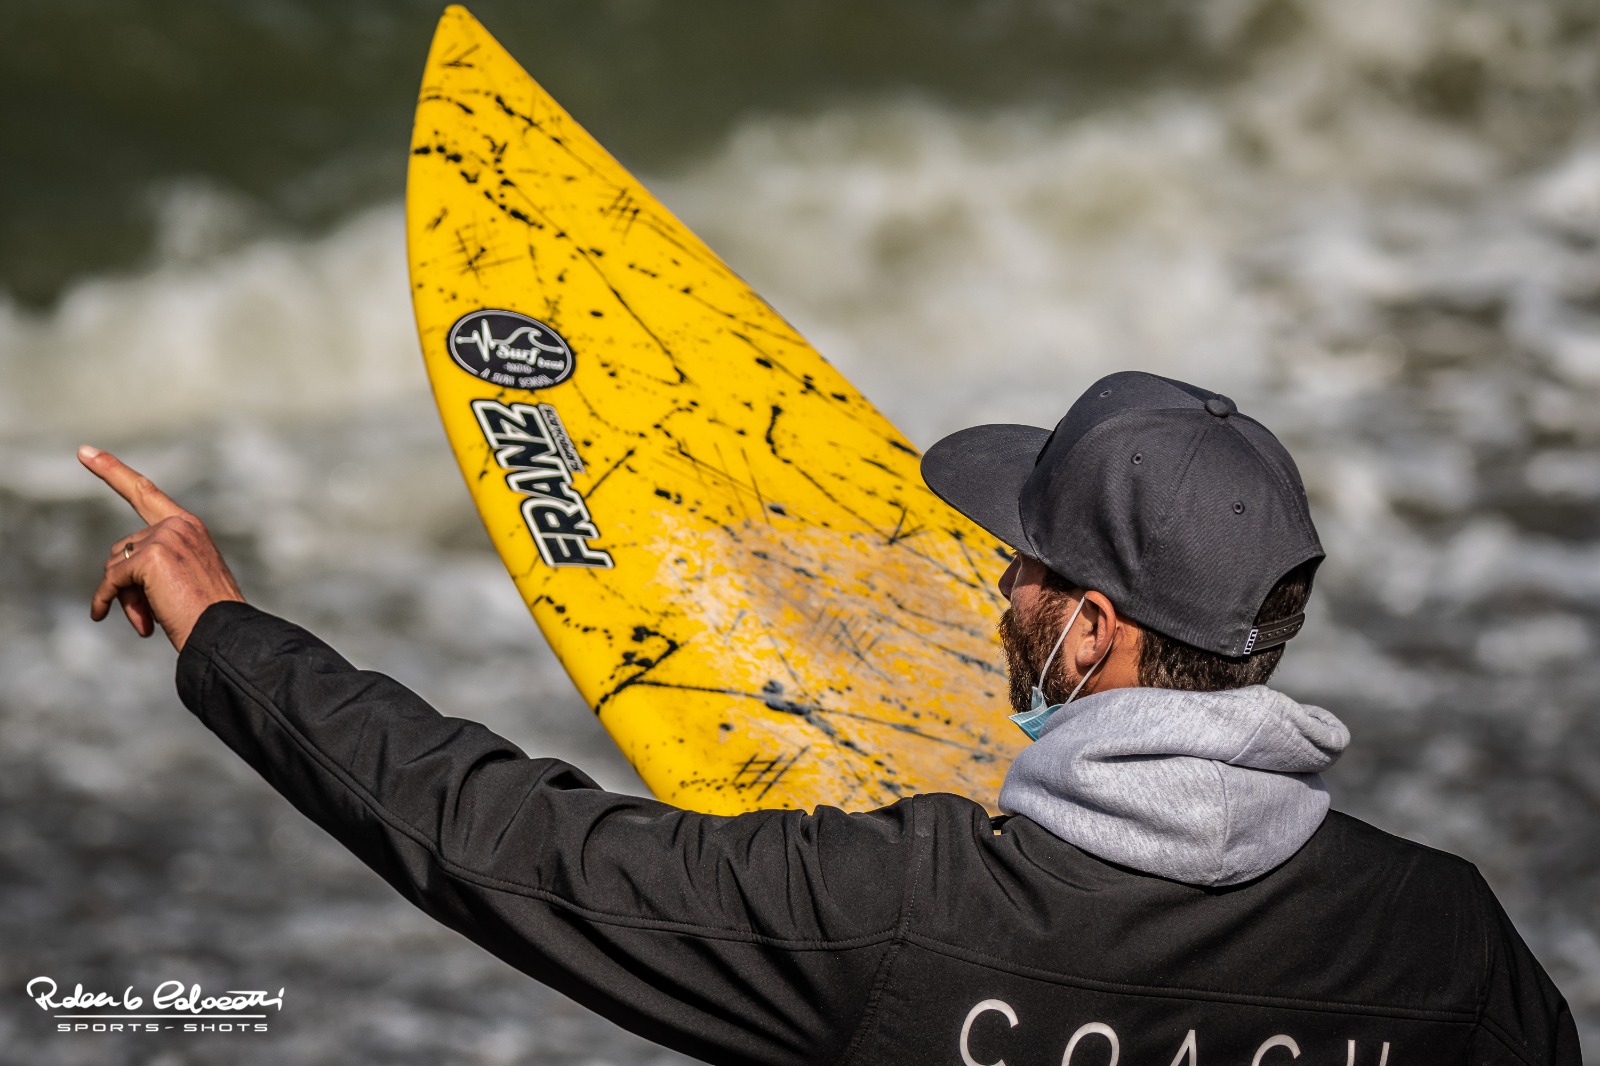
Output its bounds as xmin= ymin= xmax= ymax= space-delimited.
xmin=921 ymin=371 xmax=1323 ymax=658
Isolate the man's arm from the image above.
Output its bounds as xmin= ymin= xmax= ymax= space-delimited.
xmin=80 ymin=446 xmax=914 ymax=1066
xmin=177 ymin=603 xmax=910 ymax=1065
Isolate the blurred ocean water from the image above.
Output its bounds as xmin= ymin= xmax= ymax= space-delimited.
xmin=3 ymin=0 xmax=1599 ymax=1061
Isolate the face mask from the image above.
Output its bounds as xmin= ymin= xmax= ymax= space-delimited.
xmin=1008 ymin=595 xmax=1114 ymax=741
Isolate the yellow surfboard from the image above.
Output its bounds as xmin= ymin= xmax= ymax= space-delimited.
xmin=407 ymin=6 xmax=1022 ymax=814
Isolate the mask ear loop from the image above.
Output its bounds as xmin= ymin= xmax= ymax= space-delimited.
xmin=1064 ymin=627 xmax=1115 ymax=705
xmin=1035 ymin=596 xmax=1087 ymax=697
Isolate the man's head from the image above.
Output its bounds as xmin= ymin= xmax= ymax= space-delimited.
xmin=921 ymin=371 xmax=1322 ymax=714
xmin=995 ymin=553 xmax=1317 ymax=714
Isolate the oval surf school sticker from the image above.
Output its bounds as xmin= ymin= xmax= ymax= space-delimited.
xmin=447 ymin=309 xmax=575 ymax=390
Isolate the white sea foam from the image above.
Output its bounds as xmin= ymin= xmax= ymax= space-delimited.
xmin=3 ymin=82 xmax=1597 ymax=689
xmin=0 ymin=203 xmax=421 ymax=443
xmin=4 ymin=56 xmax=1599 ymax=743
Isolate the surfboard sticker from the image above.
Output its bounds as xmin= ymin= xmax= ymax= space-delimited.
xmin=448 ymin=309 xmax=577 ymax=389
xmin=407 ymin=5 xmax=1024 ymax=813
xmin=471 ymin=398 xmax=613 ymax=569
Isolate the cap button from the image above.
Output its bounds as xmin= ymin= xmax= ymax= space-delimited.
xmin=1205 ymin=396 xmax=1236 ymax=418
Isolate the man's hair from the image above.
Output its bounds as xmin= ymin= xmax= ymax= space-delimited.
xmin=1040 ymin=560 xmax=1316 ymax=692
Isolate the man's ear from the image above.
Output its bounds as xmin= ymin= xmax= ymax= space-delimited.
xmin=1075 ymin=590 xmax=1119 ymax=670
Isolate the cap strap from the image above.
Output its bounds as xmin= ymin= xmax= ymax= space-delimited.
xmin=1243 ymin=612 xmax=1305 ymax=655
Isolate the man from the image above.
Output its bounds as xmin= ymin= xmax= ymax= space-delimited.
xmin=82 ymin=371 xmax=1577 ymax=1065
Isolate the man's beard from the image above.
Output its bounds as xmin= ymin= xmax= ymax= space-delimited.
xmin=998 ymin=599 xmax=1076 ymax=716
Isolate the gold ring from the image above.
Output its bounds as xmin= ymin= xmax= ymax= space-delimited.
xmin=123 ymin=543 xmax=133 ymax=560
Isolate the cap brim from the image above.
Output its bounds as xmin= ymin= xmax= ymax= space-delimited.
xmin=920 ymin=424 xmax=1050 ymax=552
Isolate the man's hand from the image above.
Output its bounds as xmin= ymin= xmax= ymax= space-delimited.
xmin=79 ymin=445 xmax=246 ymax=651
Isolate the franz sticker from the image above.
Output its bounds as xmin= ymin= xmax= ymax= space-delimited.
xmin=471 ymin=399 xmax=612 ymax=569
xmin=447 ymin=310 xmax=575 ymax=390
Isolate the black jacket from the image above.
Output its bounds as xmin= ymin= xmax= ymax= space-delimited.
xmin=174 ymin=602 xmax=1580 ymax=1066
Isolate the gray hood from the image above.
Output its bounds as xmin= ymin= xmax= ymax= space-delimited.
xmin=998 ymin=685 xmax=1350 ymax=887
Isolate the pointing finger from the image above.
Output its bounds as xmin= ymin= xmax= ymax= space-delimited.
xmin=78 ymin=445 xmax=187 ymax=526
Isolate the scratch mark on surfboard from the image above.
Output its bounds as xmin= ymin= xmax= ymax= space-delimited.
xmin=441 ymin=43 xmax=479 ymax=68
xmin=584 ymin=446 xmax=637 ymax=499
xmin=733 ymin=748 xmax=809 ymax=801
xmin=763 ymin=404 xmax=889 ymax=538
xmin=886 ymin=505 xmax=927 ymax=546
xmin=882 ymin=591 xmax=992 ymax=640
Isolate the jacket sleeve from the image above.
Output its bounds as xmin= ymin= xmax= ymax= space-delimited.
xmin=1468 ymin=869 xmax=1582 ymax=1066
xmin=174 ymin=601 xmax=917 ymax=1066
